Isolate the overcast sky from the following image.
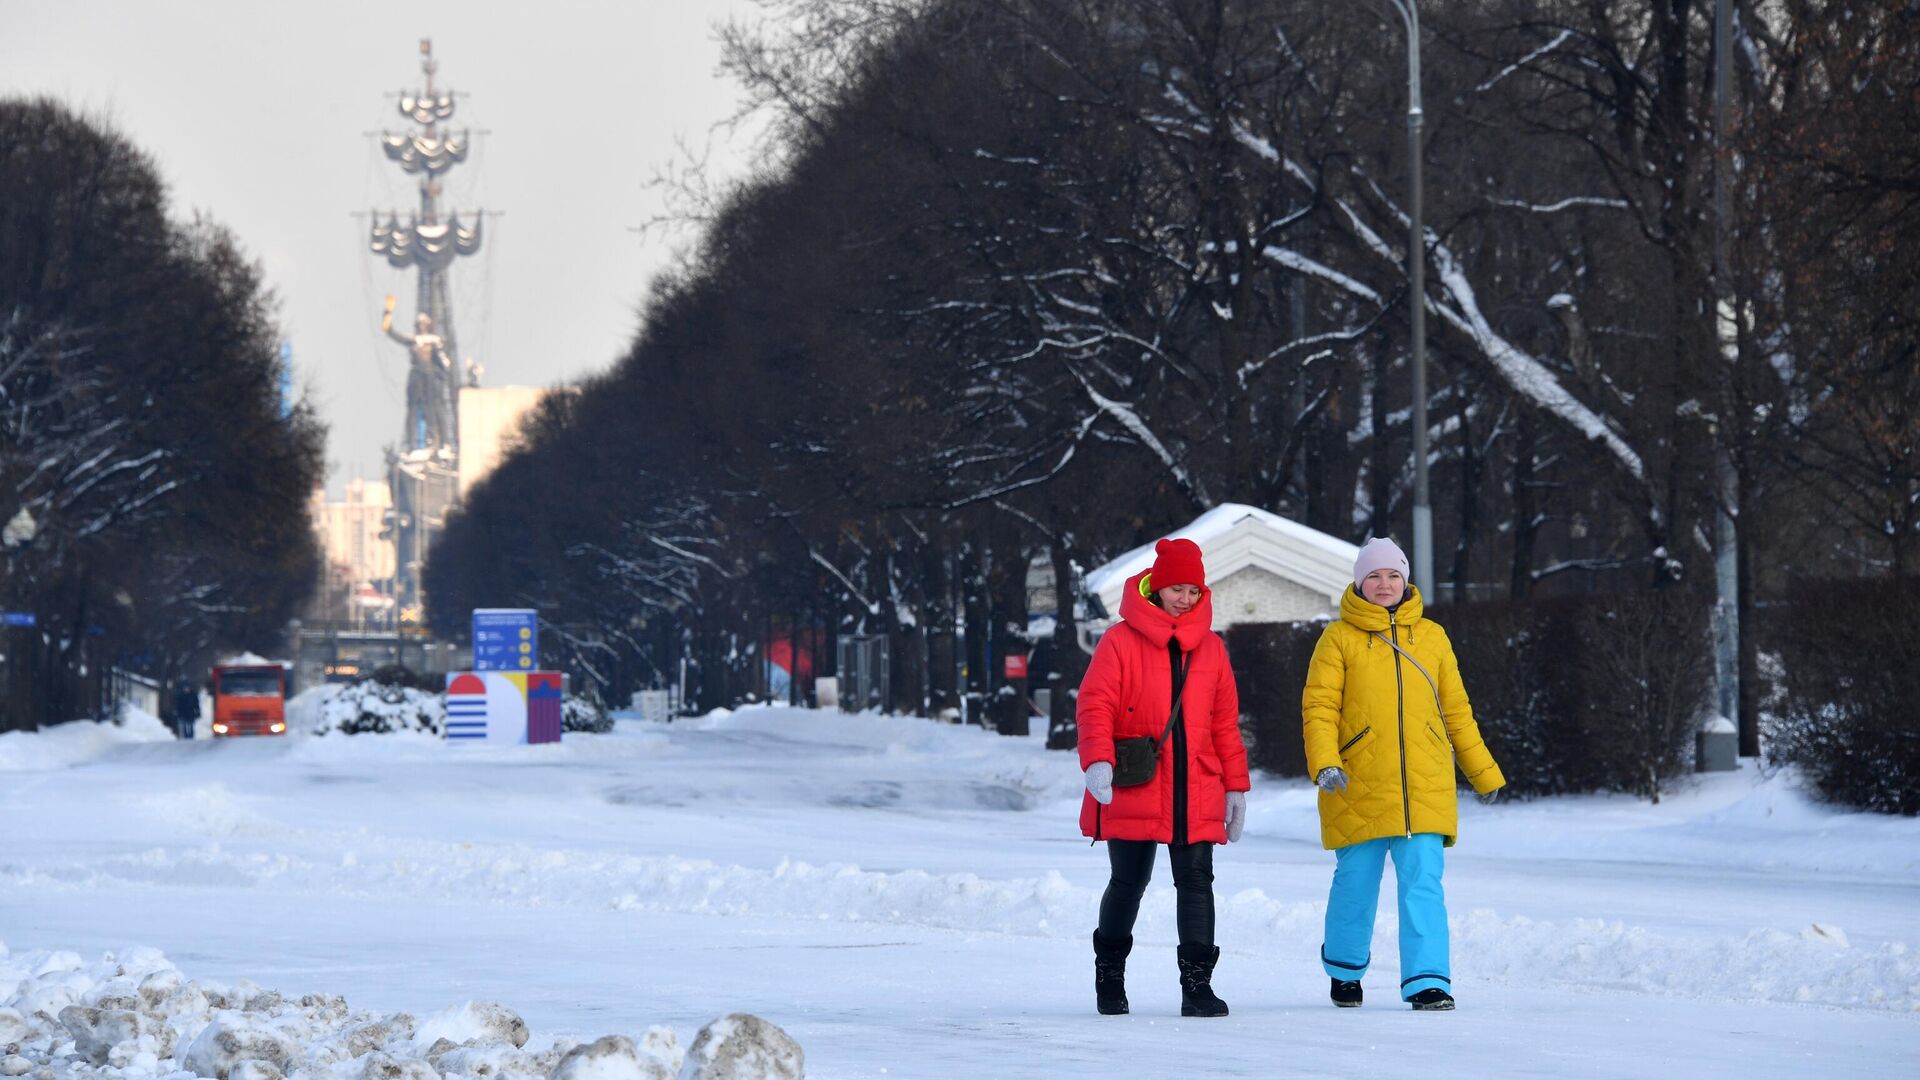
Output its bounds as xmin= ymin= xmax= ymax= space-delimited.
xmin=1 ymin=1 xmax=757 ymax=491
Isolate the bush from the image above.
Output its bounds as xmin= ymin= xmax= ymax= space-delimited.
xmin=1764 ymin=576 xmax=1920 ymax=815
xmin=317 ymin=678 xmax=444 ymax=736
xmin=1448 ymin=592 xmax=1712 ymax=801
xmin=563 ymin=694 xmax=613 ymax=733
xmin=1570 ymin=593 xmax=1713 ymax=802
xmin=1442 ymin=599 xmax=1581 ymax=797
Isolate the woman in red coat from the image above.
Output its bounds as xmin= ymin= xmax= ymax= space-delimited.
xmin=1078 ymin=538 xmax=1251 ymax=1017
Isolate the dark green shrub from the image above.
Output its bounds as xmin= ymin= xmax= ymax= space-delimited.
xmin=1764 ymin=576 xmax=1920 ymax=815
xmin=1567 ymin=592 xmax=1713 ymax=802
xmin=1440 ymin=599 xmax=1580 ymax=797
xmin=1229 ymin=591 xmax=1715 ymax=801
xmin=1226 ymin=620 xmax=1324 ymax=777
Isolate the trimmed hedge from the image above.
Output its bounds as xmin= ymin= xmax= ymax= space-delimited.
xmin=1224 ymin=621 xmax=1322 ymax=778
xmin=1763 ymin=576 xmax=1920 ymax=815
xmin=1229 ymin=591 xmax=1713 ymax=802
xmin=1434 ymin=599 xmax=1578 ymax=796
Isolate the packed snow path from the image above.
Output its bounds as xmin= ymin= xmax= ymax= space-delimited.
xmin=3 ymin=705 xmax=1916 ymax=1078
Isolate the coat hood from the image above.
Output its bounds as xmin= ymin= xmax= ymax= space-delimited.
xmin=1120 ymin=568 xmax=1215 ymax=651
xmin=1339 ymin=581 xmax=1426 ymax=633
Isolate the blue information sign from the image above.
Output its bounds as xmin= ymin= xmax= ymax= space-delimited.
xmin=472 ymin=608 xmax=537 ymax=672
xmin=2 ymin=612 xmax=35 ymax=627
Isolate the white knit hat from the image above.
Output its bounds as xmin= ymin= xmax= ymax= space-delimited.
xmin=1353 ymin=537 xmax=1409 ymax=590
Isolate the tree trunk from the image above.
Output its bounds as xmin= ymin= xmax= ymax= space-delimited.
xmin=961 ymin=535 xmax=990 ymax=726
xmin=1450 ymin=369 xmax=1478 ymax=603
xmin=1046 ymin=539 xmax=1087 ymax=750
xmin=925 ymin=539 xmax=958 ymax=717
xmin=1368 ymin=333 xmax=1394 ymax=539
xmin=1511 ymin=409 xmax=1537 ymax=599
xmin=1737 ymin=463 xmax=1762 ymax=757
xmin=988 ymin=537 xmax=1030 ymax=736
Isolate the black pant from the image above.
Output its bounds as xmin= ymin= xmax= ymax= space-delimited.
xmin=1098 ymin=839 xmax=1216 ymax=947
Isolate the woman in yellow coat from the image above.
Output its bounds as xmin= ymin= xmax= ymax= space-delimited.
xmin=1301 ymin=537 xmax=1504 ymax=1011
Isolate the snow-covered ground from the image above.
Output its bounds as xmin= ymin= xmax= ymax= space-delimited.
xmin=3 ymin=700 xmax=1916 ymax=1078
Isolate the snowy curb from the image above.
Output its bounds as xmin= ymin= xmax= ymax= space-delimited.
xmin=13 ymin=837 xmax=1915 ymax=1014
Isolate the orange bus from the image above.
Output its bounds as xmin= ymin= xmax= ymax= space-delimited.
xmin=210 ymin=662 xmax=289 ymax=736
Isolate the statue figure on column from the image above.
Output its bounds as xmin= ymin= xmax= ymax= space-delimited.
xmin=383 ymin=295 xmax=457 ymax=452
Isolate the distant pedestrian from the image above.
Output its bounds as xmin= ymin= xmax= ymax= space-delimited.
xmin=1302 ymin=537 xmax=1504 ymax=1011
xmin=1078 ymin=538 xmax=1250 ymax=1017
xmin=171 ymin=680 xmax=200 ymax=740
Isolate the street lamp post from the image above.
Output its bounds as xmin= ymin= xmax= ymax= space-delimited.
xmin=1382 ymin=0 xmax=1434 ymax=596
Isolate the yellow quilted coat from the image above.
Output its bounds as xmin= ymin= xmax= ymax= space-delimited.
xmin=1302 ymin=585 xmax=1504 ymax=849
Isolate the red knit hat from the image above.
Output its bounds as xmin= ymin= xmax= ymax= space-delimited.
xmin=1147 ymin=538 xmax=1206 ymax=592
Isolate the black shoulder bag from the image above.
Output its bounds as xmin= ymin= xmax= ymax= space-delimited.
xmin=1111 ymin=640 xmax=1190 ymax=787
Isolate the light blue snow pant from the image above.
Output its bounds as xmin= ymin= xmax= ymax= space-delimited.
xmin=1320 ymin=834 xmax=1451 ymax=1000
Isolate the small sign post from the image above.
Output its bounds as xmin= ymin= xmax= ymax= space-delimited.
xmin=472 ymin=608 xmax=537 ymax=672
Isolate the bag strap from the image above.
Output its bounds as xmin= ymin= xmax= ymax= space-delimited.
xmin=1152 ymin=639 xmax=1191 ymax=749
xmin=1370 ymin=630 xmax=1445 ymax=718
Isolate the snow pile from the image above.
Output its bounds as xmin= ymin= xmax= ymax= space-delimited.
xmin=65 ymin=806 xmax=1906 ymax=1013
xmin=314 ymin=682 xmax=443 ymax=737
xmin=284 ymin=687 xmax=338 ymax=736
xmin=0 ymin=712 xmax=174 ymax=771
xmin=679 ymin=1015 xmax=802 ymax=1080
xmin=671 ymin=705 xmax=1077 ymax=808
xmin=1453 ymin=909 xmax=1920 ymax=1011
xmin=0 ymin=946 xmax=801 ymax=1080
xmin=546 ymin=1033 xmax=682 ymax=1080
xmin=1467 ymin=767 xmax=1920 ymax=878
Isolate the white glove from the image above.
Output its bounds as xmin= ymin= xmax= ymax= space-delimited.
xmin=1316 ymin=766 xmax=1349 ymax=793
xmin=1225 ymin=791 xmax=1246 ymax=842
xmin=1085 ymin=761 xmax=1114 ymax=805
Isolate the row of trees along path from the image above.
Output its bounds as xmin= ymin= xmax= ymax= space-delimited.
xmin=1 ymin=99 xmax=324 ymax=730
xmin=423 ymin=1 xmax=1916 ymax=753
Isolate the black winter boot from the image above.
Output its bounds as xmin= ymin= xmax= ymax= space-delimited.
xmin=1176 ymin=944 xmax=1229 ymax=1017
xmin=1330 ymin=978 xmax=1363 ymax=1007
xmin=1408 ymin=988 xmax=1455 ymax=1011
xmin=1092 ymin=930 xmax=1132 ymax=1015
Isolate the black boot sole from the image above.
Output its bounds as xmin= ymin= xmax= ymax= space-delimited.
xmin=1097 ymin=1001 xmax=1129 ymax=1015
xmin=1180 ymin=1004 xmax=1229 ymax=1017
xmin=1409 ymin=1000 xmax=1455 ymax=1011
xmin=1333 ymin=999 xmax=1362 ymax=1008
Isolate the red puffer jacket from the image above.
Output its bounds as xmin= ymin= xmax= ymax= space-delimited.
xmin=1078 ymin=569 xmax=1251 ymax=843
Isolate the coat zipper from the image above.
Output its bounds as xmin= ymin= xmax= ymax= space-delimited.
xmin=1340 ymin=726 xmax=1372 ymax=753
xmin=1393 ymin=611 xmax=1411 ymax=837
xmin=1171 ymin=641 xmax=1188 ymax=848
